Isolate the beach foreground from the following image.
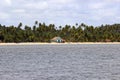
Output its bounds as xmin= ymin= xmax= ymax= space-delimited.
xmin=0 ymin=42 xmax=120 ymax=45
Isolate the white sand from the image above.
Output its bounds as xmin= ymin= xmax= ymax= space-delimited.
xmin=0 ymin=42 xmax=120 ymax=45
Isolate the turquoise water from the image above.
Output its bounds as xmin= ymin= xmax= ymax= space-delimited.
xmin=0 ymin=44 xmax=120 ymax=80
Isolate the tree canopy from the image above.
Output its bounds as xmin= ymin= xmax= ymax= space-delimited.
xmin=0 ymin=22 xmax=120 ymax=42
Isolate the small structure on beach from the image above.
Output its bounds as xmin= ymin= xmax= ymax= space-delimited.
xmin=51 ymin=37 xmax=65 ymax=43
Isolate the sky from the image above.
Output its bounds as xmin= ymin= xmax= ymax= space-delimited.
xmin=0 ymin=0 xmax=120 ymax=27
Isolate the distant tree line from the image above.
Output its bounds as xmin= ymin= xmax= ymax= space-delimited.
xmin=0 ymin=21 xmax=120 ymax=42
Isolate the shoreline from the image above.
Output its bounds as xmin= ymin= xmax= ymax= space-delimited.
xmin=0 ymin=42 xmax=120 ymax=45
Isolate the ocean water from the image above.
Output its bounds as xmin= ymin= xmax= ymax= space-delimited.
xmin=0 ymin=44 xmax=120 ymax=80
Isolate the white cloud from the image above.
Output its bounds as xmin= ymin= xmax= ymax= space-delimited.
xmin=0 ymin=12 xmax=9 ymax=19
xmin=49 ymin=0 xmax=74 ymax=4
xmin=117 ymin=17 xmax=120 ymax=19
xmin=5 ymin=0 xmax=12 ymax=5
xmin=0 ymin=0 xmax=120 ymax=26
xmin=11 ymin=9 xmax=25 ymax=13
xmin=25 ymin=1 xmax=48 ymax=10
xmin=106 ymin=0 xmax=120 ymax=2
xmin=89 ymin=2 xmax=106 ymax=9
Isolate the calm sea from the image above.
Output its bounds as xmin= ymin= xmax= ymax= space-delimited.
xmin=0 ymin=44 xmax=120 ymax=80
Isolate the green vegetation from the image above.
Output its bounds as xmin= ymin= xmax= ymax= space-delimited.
xmin=0 ymin=21 xmax=120 ymax=42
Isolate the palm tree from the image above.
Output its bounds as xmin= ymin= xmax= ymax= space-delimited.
xmin=35 ymin=21 xmax=38 ymax=27
xmin=18 ymin=22 xmax=22 ymax=29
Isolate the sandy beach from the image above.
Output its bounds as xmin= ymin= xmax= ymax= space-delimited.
xmin=0 ymin=42 xmax=120 ymax=45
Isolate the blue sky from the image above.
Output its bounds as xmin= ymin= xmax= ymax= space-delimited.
xmin=0 ymin=0 xmax=120 ymax=27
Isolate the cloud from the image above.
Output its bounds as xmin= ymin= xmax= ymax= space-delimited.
xmin=0 ymin=0 xmax=120 ymax=26
xmin=25 ymin=1 xmax=48 ymax=10
xmin=0 ymin=12 xmax=9 ymax=19
xmin=5 ymin=0 xmax=12 ymax=5
xmin=11 ymin=9 xmax=25 ymax=13
xmin=117 ymin=17 xmax=120 ymax=19
xmin=106 ymin=0 xmax=120 ymax=2
xmin=89 ymin=2 xmax=106 ymax=9
xmin=49 ymin=0 xmax=74 ymax=4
